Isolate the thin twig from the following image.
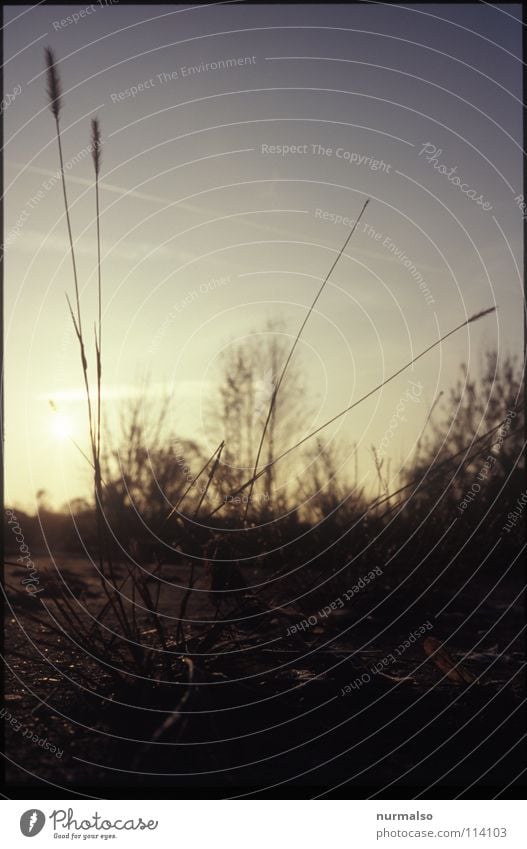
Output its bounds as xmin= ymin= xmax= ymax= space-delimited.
xmin=165 ymin=439 xmax=224 ymax=522
xmin=243 ymin=199 xmax=370 ymax=522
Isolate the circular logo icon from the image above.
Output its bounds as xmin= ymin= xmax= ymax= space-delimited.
xmin=20 ymin=810 xmax=46 ymax=837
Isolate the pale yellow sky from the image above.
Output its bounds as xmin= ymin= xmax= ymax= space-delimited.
xmin=4 ymin=3 xmax=523 ymax=511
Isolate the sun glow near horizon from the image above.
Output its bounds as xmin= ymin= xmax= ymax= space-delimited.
xmin=50 ymin=410 xmax=74 ymax=442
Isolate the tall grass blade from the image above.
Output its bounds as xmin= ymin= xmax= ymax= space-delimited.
xmin=243 ymin=198 xmax=370 ymax=521
xmin=208 ymin=306 xmax=498 ymax=518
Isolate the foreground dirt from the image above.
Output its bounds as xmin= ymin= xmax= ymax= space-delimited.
xmin=4 ymin=553 xmax=525 ymax=795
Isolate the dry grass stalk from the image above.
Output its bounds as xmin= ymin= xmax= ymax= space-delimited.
xmin=243 ymin=198 xmax=370 ymax=521
xmin=45 ymin=47 xmax=136 ymax=653
xmin=206 ymin=305 xmax=498 ymax=521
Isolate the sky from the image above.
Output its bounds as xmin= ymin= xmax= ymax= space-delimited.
xmin=3 ymin=2 xmax=524 ymax=512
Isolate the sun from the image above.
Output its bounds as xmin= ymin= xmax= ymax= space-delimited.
xmin=50 ymin=412 xmax=73 ymax=441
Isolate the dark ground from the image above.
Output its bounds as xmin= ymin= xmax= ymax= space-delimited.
xmin=3 ymin=549 xmax=525 ymax=797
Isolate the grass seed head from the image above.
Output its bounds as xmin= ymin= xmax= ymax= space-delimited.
xmin=45 ymin=47 xmax=62 ymax=120
xmin=91 ymin=117 xmax=102 ymax=177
